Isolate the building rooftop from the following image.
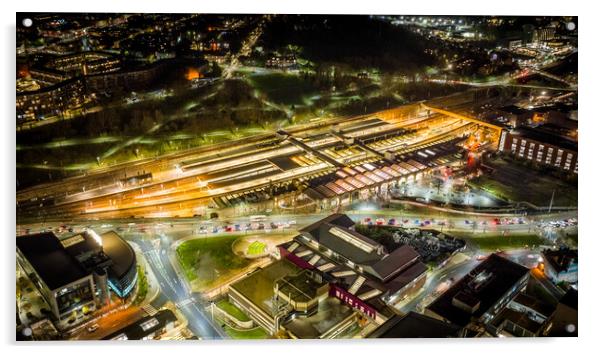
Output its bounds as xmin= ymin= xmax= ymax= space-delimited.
xmin=492 ymin=308 xmax=545 ymax=335
xmin=16 ymin=233 xmax=89 ymax=290
xmin=369 ymin=311 xmax=461 ymax=338
xmin=283 ymin=297 xmax=355 ymax=339
xmin=512 ymin=293 xmax=555 ymax=318
xmin=230 ymin=259 xmax=300 ymax=316
xmin=300 ymin=223 xmax=384 ymax=265
xmin=101 ymin=231 xmax=136 ymax=280
xmin=542 ymin=248 xmax=577 ymax=274
xmin=511 ymin=126 xmax=577 ymax=152
xmin=17 ymin=230 xmax=135 ymax=291
xmin=366 ymin=245 xmax=421 ymax=282
xmin=300 ymin=213 xmax=356 ymax=236
xmin=426 ymin=253 xmax=529 ymax=327
xmin=103 ymin=309 xmax=177 ymax=340
xmin=285 ymin=214 xmax=428 ymax=300
xmin=559 ymin=288 xmax=578 ymax=310
xmin=276 ymin=271 xmax=327 ymax=304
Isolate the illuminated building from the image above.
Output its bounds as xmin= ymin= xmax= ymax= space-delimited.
xmin=16 ymin=77 xmax=85 ymax=122
xmin=279 ymin=214 xmax=427 ymax=325
xmin=228 ymin=214 xmax=426 ymax=337
xmin=499 ymin=127 xmax=578 ymax=174
xmin=16 ymin=230 xmax=137 ymax=321
xmin=266 ymin=54 xmax=297 ymax=69
xmin=541 ymin=248 xmax=578 ymax=284
xmin=228 ymin=260 xmax=360 ymax=338
xmin=425 ymin=254 xmax=530 ymax=331
xmin=104 ymin=310 xmax=177 ymax=340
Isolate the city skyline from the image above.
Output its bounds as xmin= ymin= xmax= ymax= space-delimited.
xmin=15 ymin=12 xmax=577 ymax=341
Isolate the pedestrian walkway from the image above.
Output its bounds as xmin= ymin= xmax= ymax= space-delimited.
xmin=142 ymin=304 xmax=158 ymax=316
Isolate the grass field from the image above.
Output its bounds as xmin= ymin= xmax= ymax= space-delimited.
xmin=216 ymin=299 xmax=250 ymax=322
xmin=133 ymin=265 xmax=148 ymax=305
xmin=248 ymin=73 xmax=318 ymax=106
xmin=247 ymin=241 xmax=267 ymax=256
xmin=176 ymin=236 xmax=252 ymax=290
xmin=461 ymin=234 xmax=545 ymax=251
xmin=218 ymin=318 xmax=269 ymax=339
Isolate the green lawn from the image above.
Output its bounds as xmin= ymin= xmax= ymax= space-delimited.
xmin=248 ymin=73 xmax=318 ymax=106
xmin=221 ymin=320 xmax=269 ymax=339
xmin=176 ymin=236 xmax=252 ymax=290
xmin=462 ymin=234 xmax=545 ymax=251
xmin=216 ymin=299 xmax=250 ymax=322
xmin=247 ymin=241 xmax=267 ymax=256
xmin=133 ymin=265 xmax=148 ymax=305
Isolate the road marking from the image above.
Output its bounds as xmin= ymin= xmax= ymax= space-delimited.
xmin=142 ymin=304 xmax=158 ymax=316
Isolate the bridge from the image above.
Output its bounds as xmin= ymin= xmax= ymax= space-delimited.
xmin=420 ymin=103 xmax=504 ymax=149
xmin=531 ymin=69 xmax=577 ymax=88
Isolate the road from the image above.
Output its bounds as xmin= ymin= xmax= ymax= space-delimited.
xmin=16 ymin=206 xmax=575 ymax=339
xmin=133 ymin=235 xmax=227 ymax=339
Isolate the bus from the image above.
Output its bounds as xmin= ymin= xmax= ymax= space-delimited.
xmin=249 ymin=215 xmax=267 ymax=223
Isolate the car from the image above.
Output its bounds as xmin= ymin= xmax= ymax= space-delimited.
xmin=423 ymin=220 xmax=431 ymax=225
xmin=388 ymin=218 xmax=396 ymax=226
xmin=87 ymin=324 xmax=99 ymax=333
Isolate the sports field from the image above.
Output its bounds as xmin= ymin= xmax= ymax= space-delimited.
xmin=247 ymin=240 xmax=267 ymax=256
